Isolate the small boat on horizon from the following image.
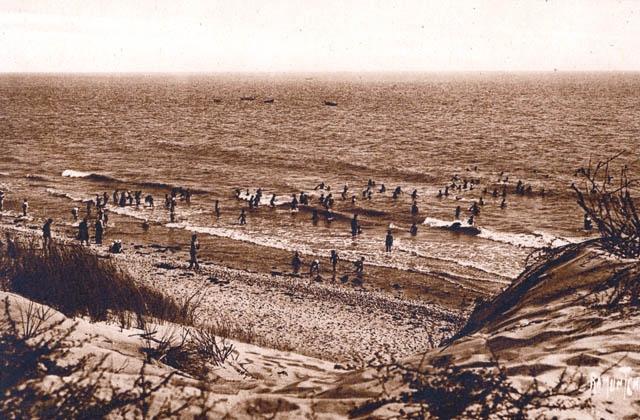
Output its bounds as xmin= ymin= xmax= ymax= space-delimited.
xmin=240 ymin=96 xmax=256 ymax=101
xmin=263 ymin=98 xmax=274 ymax=103
xmin=324 ymin=101 xmax=338 ymax=106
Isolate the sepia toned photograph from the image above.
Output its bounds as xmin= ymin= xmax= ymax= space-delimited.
xmin=1 ymin=1 xmax=639 ymax=418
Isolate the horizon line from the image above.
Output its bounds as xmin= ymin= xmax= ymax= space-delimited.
xmin=2 ymin=70 xmax=640 ymax=76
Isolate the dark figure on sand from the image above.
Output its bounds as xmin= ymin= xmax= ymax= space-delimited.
xmin=238 ymin=208 xmax=247 ymax=225
xmin=95 ymin=219 xmax=104 ymax=245
xmin=189 ymin=233 xmax=200 ymax=270
xmin=42 ymin=218 xmax=53 ymax=249
xmin=291 ymin=251 xmax=302 ymax=274
xmin=351 ymin=214 xmax=361 ymax=237
xmin=330 ymin=250 xmax=339 ymax=273
xmin=385 ymin=230 xmax=394 ymax=252
xmin=78 ymin=218 xmax=89 ymax=246
xmin=309 ymin=259 xmax=320 ymax=276
xmin=354 ymin=257 xmax=365 ymax=276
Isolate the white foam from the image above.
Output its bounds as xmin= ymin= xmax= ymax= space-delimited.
xmin=45 ymin=188 xmax=89 ymax=203
xmin=62 ymin=169 xmax=93 ymax=178
xmin=422 ymin=216 xmax=579 ymax=249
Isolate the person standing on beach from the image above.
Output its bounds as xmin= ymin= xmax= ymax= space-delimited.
xmin=189 ymin=233 xmax=200 ymax=270
xmin=354 ymin=257 xmax=365 ymax=276
xmin=42 ymin=218 xmax=53 ymax=249
xmin=78 ymin=218 xmax=89 ymax=246
xmin=71 ymin=207 xmax=78 ymax=221
xmin=95 ymin=219 xmax=104 ymax=245
xmin=22 ymin=199 xmax=28 ymax=217
xmin=410 ymin=223 xmax=418 ymax=236
xmin=214 ymin=200 xmax=221 ymax=218
xmin=385 ymin=230 xmax=394 ymax=252
xmin=0 ymin=191 xmax=4 ymax=211
xmin=351 ymin=214 xmax=361 ymax=237
xmin=330 ymin=250 xmax=339 ymax=274
xmin=291 ymin=251 xmax=302 ymax=274
xmin=238 ymin=208 xmax=247 ymax=225
xmin=309 ymin=259 xmax=320 ymax=276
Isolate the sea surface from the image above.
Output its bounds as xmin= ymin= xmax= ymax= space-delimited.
xmin=1 ymin=72 xmax=638 ymax=283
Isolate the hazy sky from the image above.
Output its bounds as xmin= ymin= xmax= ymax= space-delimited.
xmin=1 ymin=0 xmax=639 ymax=72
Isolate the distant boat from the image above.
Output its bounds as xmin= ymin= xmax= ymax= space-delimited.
xmin=240 ymin=96 xmax=256 ymax=101
xmin=212 ymin=98 xmax=222 ymax=103
xmin=263 ymin=98 xmax=274 ymax=103
xmin=324 ymin=101 xmax=338 ymax=106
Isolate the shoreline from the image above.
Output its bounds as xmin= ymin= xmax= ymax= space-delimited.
xmin=0 ymin=221 xmax=465 ymax=362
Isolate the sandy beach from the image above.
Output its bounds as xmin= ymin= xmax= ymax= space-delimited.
xmin=0 ymin=219 xmax=463 ymax=363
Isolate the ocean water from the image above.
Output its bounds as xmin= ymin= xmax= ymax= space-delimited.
xmin=1 ymin=72 xmax=638 ymax=283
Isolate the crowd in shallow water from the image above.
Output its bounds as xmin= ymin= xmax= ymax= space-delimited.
xmin=0 ymin=167 xmax=590 ymax=282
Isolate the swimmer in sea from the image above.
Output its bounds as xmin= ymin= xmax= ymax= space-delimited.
xmin=214 ymin=200 xmax=221 ymax=218
xmin=584 ymin=214 xmax=593 ymax=231
xmin=410 ymin=223 xmax=418 ymax=236
xmin=411 ymin=201 xmax=419 ymax=216
xmin=455 ymin=205 xmax=461 ymax=219
xmin=71 ymin=207 xmax=79 ymax=221
xmin=270 ymin=194 xmax=276 ymax=207
xmin=312 ymin=208 xmax=319 ymax=224
xmin=22 ymin=199 xmax=29 ymax=217
xmin=238 ymin=208 xmax=247 ymax=225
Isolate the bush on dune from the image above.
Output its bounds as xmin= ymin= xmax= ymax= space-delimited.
xmin=572 ymin=154 xmax=640 ymax=308
xmin=0 ymin=235 xmax=199 ymax=327
xmin=0 ymin=296 xmax=210 ymax=419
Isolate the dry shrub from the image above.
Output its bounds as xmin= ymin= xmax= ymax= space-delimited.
xmin=352 ymin=352 xmax=589 ymax=419
xmin=0 ymin=297 xmax=210 ymax=419
xmin=572 ymin=153 xmax=640 ymax=258
xmin=139 ymin=324 xmax=237 ymax=379
xmin=0 ymin=235 xmax=200 ymax=327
